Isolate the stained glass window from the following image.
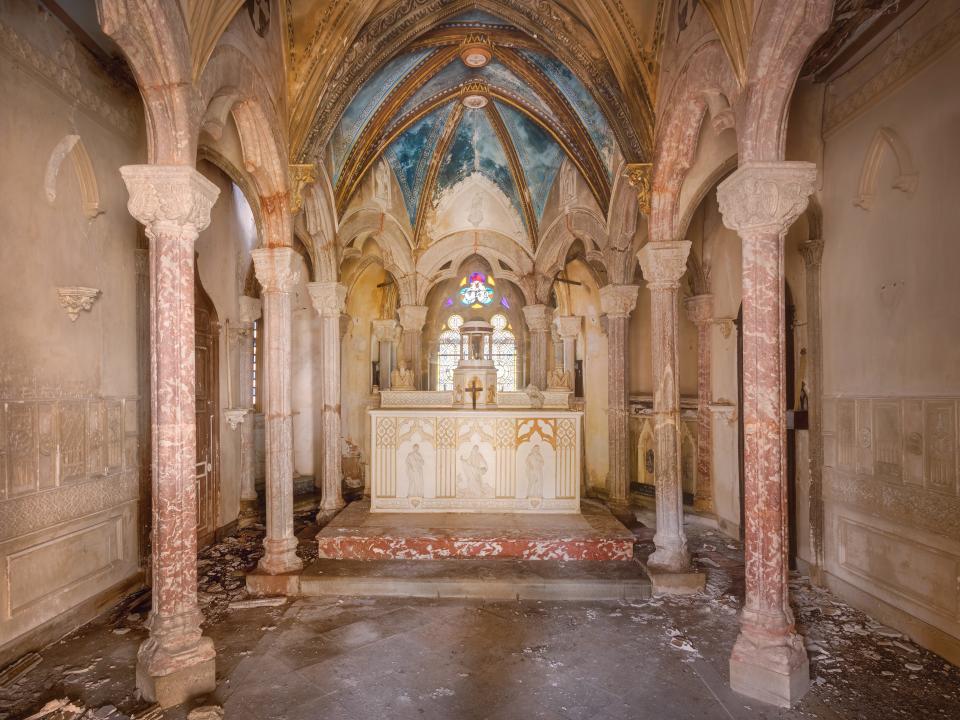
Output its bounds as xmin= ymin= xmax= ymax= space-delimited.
xmin=436 ymin=314 xmax=463 ymax=390
xmin=490 ymin=313 xmax=517 ymax=391
xmin=458 ymin=272 xmax=495 ymax=308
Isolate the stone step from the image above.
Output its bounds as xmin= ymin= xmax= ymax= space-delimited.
xmin=298 ymin=558 xmax=651 ymax=602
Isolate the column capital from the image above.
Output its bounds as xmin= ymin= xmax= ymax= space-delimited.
xmin=553 ymin=315 xmax=581 ymax=339
xmin=522 ymin=304 xmax=553 ymax=333
xmin=637 ymin=240 xmax=691 ymax=291
xmin=372 ymin=318 xmax=400 ymax=343
xmin=307 ymin=281 xmax=347 ymax=317
xmin=238 ymin=295 xmax=262 ymax=324
xmin=684 ymin=293 xmax=714 ymax=325
xmin=716 ymin=162 xmax=817 ymax=236
xmin=252 ymin=247 xmax=300 ymax=293
xmin=120 ymin=165 xmax=219 ymax=235
xmin=599 ymin=284 xmax=639 ymax=318
xmin=397 ymin=304 xmax=429 ymax=333
xmin=799 ymin=239 xmax=825 ymax=269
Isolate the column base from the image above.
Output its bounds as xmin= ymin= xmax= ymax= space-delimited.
xmin=258 ymin=538 xmax=303 ymax=575
xmin=643 ymin=563 xmax=706 ymax=595
xmin=729 ymin=633 xmax=809 ymax=708
xmin=648 ymin=540 xmax=692 ymax=575
xmin=319 ymin=495 xmax=346 ymax=514
xmin=136 ymin=637 xmax=216 ymax=708
xmin=238 ymin=498 xmax=259 ymax=528
xmin=246 ymin=567 xmax=302 ymax=596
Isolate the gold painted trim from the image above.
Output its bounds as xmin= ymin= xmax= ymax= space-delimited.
xmin=484 ymin=100 xmax=539 ymax=248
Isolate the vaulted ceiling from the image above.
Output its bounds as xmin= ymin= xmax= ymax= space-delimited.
xmin=325 ymin=10 xmax=624 ymax=247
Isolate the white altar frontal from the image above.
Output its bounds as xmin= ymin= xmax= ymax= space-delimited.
xmin=369 ymin=407 xmax=582 ymax=513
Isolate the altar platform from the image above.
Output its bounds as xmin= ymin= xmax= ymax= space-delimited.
xmin=315 ymin=498 xmax=634 ymax=561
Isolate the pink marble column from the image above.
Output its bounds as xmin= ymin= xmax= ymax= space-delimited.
xmin=598 ymin=286 xmax=638 ymax=503
xmin=685 ymin=294 xmax=715 ymax=514
xmin=308 ymin=282 xmax=347 ymax=513
xmin=120 ymin=165 xmax=219 ymax=705
xmin=251 ymin=247 xmax=303 ymax=575
xmin=522 ymin=304 xmax=553 ymax=389
xmin=237 ymin=295 xmax=261 ymax=527
xmin=637 ymin=242 xmax=692 ymax=572
xmin=397 ymin=305 xmax=428 ymax=388
xmin=554 ymin=315 xmax=581 ymax=384
xmin=717 ymin=161 xmax=817 ymax=707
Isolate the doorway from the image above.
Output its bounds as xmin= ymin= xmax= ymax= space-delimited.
xmin=194 ymin=260 xmax=220 ymax=549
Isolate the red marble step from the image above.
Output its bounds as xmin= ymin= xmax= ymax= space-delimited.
xmin=315 ymin=501 xmax=636 ymax=561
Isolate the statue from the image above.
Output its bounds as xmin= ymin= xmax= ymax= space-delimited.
xmin=405 ymin=443 xmax=425 ymax=497
xmin=526 ymin=445 xmax=544 ymax=499
xmin=453 ymin=384 xmax=464 ymax=404
xmin=458 ymin=444 xmax=492 ymax=497
xmin=391 ymin=360 xmax=415 ymax=390
xmin=486 ymin=384 xmax=496 ymax=405
xmin=547 ymin=367 xmax=571 ymax=390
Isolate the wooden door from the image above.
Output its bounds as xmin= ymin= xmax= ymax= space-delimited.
xmin=195 ymin=262 xmax=220 ymax=549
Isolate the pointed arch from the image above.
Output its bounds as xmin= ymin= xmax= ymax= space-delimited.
xmin=44 ymin=135 xmax=102 ymax=219
xmin=854 ymin=127 xmax=919 ymax=210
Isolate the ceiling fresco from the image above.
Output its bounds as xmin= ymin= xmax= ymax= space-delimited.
xmin=326 ymin=9 xmax=621 ymax=248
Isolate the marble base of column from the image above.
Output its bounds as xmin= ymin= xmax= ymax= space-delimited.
xmin=136 ymin=611 xmax=216 ymax=707
xmin=729 ymin=621 xmax=809 ymax=708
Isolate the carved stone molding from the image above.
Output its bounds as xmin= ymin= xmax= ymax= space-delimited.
xmin=716 ymin=163 xmax=817 ymax=236
xmin=120 ymin=165 xmax=220 ymax=236
xmin=371 ymin=318 xmax=401 ymax=344
xmin=307 ymin=281 xmax=346 ymax=318
xmin=57 ymin=286 xmax=100 ymax=321
xmin=252 ymin=247 xmax=300 ymax=294
xmin=289 ymin=163 xmax=316 ymax=214
xmin=397 ymin=305 xmax=429 ymax=333
xmin=224 ymin=408 xmax=249 ymax=430
xmin=637 ymin=241 xmax=692 ymax=290
xmin=684 ymin=293 xmax=714 ymax=325
xmin=799 ymin=239 xmax=825 ymax=269
xmin=598 ymin=284 xmax=640 ymax=318
xmin=238 ymin=295 xmax=262 ymax=324
xmin=854 ymin=127 xmax=918 ymax=210
xmin=553 ymin=315 xmax=581 ymax=339
xmin=624 ymin=162 xmax=652 ymax=216
xmin=522 ymin=304 xmax=554 ymax=333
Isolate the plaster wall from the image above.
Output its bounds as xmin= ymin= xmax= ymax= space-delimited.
xmin=0 ymin=3 xmax=143 ymax=656
xmin=816 ymin=5 xmax=960 ymax=664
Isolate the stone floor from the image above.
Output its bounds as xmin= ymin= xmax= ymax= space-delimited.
xmin=2 ymin=505 xmax=959 ymax=719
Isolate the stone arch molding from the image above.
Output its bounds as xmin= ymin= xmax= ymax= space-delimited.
xmin=854 ymin=127 xmax=919 ymax=210
xmin=45 ymin=135 xmax=102 ymax=219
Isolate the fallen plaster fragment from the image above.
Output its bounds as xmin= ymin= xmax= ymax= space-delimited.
xmin=187 ymin=705 xmax=224 ymax=720
xmin=132 ymin=705 xmax=163 ymax=720
xmin=229 ymin=597 xmax=287 ymax=609
xmin=0 ymin=652 xmax=42 ymax=686
xmin=22 ymin=698 xmax=84 ymax=720
xmin=892 ymin=640 xmax=918 ymax=654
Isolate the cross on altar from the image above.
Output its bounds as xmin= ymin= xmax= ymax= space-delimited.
xmin=466 ymin=378 xmax=483 ymax=409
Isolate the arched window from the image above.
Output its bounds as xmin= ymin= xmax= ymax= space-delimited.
xmin=490 ymin=313 xmax=517 ymax=391
xmin=436 ymin=314 xmax=463 ymax=390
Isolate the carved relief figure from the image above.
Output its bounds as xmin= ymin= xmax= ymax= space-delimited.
xmin=547 ymin=367 xmax=571 ymax=390
xmin=405 ymin=443 xmax=425 ymax=497
xmin=526 ymin=445 xmax=545 ymax=499
xmin=391 ymin=360 xmax=415 ymax=390
xmin=458 ymin=444 xmax=491 ymax=497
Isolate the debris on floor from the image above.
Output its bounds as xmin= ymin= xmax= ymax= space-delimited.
xmin=0 ymin=653 xmax=42 ymax=688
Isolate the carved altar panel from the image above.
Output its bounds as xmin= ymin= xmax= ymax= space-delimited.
xmin=370 ymin=409 xmax=582 ymax=513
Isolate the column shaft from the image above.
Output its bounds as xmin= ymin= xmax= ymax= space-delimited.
xmin=686 ymin=295 xmax=715 ymax=513
xmin=522 ymin=305 xmax=553 ymax=389
xmin=237 ymin=297 xmax=260 ymax=526
xmin=252 ymin=248 xmax=302 ymax=574
xmin=398 ymin=305 xmax=429 ymax=389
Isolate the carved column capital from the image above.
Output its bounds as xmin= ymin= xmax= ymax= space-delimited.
xmin=684 ymin=293 xmax=714 ymax=326
xmin=252 ymin=247 xmax=300 ymax=293
xmin=397 ymin=305 xmax=429 ymax=333
xmin=716 ymin=162 xmax=817 ymax=236
xmin=599 ymin=284 xmax=639 ymax=318
xmin=57 ymin=286 xmax=101 ymax=321
xmin=624 ymin=162 xmax=652 ymax=216
xmin=120 ymin=165 xmax=219 ymax=236
xmin=307 ymin=281 xmax=347 ymax=317
xmin=799 ymin=239 xmax=825 ymax=269
xmin=238 ymin=295 xmax=262 ymax=324
xmin=553 ymin=315 xmax=582 ymax=340
xmin=371 ymin=318 xmax=400 ymax=343
xmin=522 ymin=304 xmax=554 ymax=333
xmin=289 ymin=163 xmax=316 ymax=214
xmin=637 ymin=241 xmax=691 ymax=291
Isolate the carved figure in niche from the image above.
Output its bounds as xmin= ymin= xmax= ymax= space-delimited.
xmin=453 ymin=384 xmax=464 ymax=404
xmin=391 ymin=360 xmax=415 ymax=390
xmin=486 ymin=384 xmax=496 ymax=404
xmin=526 ymin=445 xmax=544 ymax=499
xmin=560 ymin=163 xmax=576 ymax=205
xmin=547 ymin=367 xmax=571 ymax=390
xmin=458 ymin=444 xmax=491 ymax=497
xmin=405 ymin=443 xmax=425 ymax=497
xmin=645 ymin=448 xmax=655 ymax=475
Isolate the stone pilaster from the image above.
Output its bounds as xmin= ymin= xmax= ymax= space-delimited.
xmin=308 ymin=282 xmax=347 ymax=513
xmin=522 ymin=304 xmax=553 ymax=389
xmin=372 ymin=319 xmax=400 ymax=389
xmin=598 ymin=286 xmax=638 ymax=503
xmin=120 ymin=164 xmax=219 ymax=705
xmin=237 ymin=295 xmax=261 ymax=527
xmin=799 ymin=238 xmax=825 ymax=584
xmin=637 ymin=241 xmax=692 ymax=573
xmin=685 ymin=294 xmax=715 ymax=514
xmin=554 ymin=315 xmax=581 ymax=382
xmin=717 ymin=161 xmax=817 ymax=707
xmin=397 ymin=305 xmax=429 ymax=389
xmin=251 ymin=247 xmax=303 ymax=575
